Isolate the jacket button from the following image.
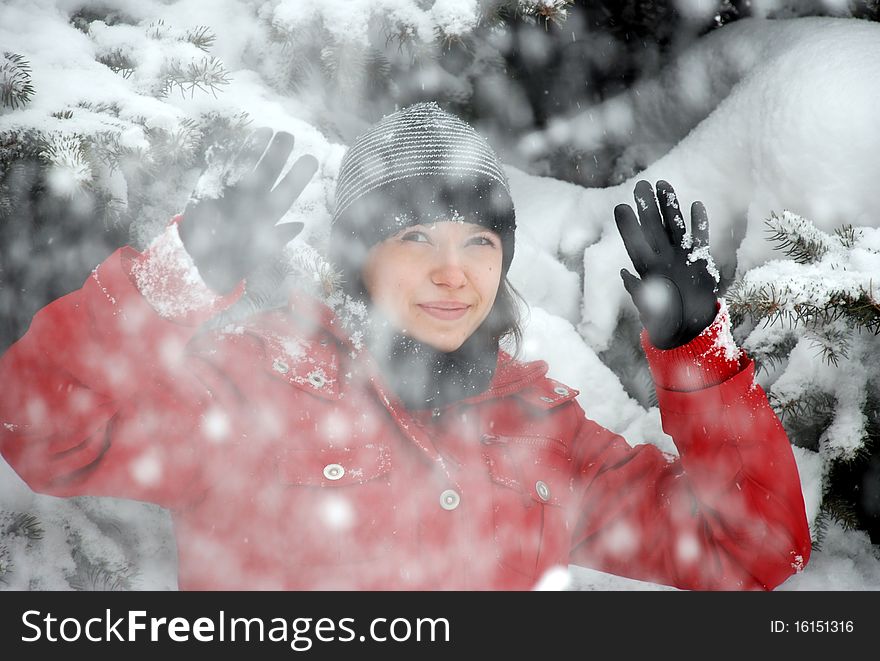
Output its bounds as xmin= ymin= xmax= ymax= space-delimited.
xmin=273 ymin=359 xmax=289 ymax=374
xmin=439 ymin=489 xmax=460 ymax=511
xmin=308 ymin=371 xmax=326 ymax=388
xmin=553 ymin=386 xmax=569 ymax=397
xmin=535 ymin=480 xmax=551 ymax=502
xmin=540 ymin=396 xmax=554 ymax=403
xmin=323 ymin=463 xmax=345 ymax=481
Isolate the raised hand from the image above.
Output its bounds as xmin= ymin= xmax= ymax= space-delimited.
xmin=614 ymin=180 xmax=718 ymax=350
xmin=179 ymin=128 xmax=318 ymax=294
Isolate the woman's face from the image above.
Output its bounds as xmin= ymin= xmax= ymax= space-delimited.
xmin=361 ymin=220 xmax=504 ymax=352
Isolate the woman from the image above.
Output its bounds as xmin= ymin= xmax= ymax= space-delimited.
xmin=0 ymin=103 xmax=810 ymax=590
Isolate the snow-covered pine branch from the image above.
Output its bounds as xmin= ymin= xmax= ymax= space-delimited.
xmin=0 ymin=52 xmax=33 ymax=111
xmin=730 ymin=212 xmax=880 ymax=546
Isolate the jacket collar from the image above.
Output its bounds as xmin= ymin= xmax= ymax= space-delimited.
xmin=275 ymin=287 xmax=578 ymax=479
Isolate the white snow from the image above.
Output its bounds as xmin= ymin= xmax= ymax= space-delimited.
xmin=2 ymin=1 xmax=879 ymax=591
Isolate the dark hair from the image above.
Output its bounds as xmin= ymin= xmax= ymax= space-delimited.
xmin=481 ymin=276 xmax=526 ymax=359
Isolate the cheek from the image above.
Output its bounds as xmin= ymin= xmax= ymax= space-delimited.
xmin=478 ymin=264 xmax=503 ymax=303
xmin=374 ymin=274 xmax=400 ymax=308
xmin=367 ymin=261 xmax=415 ymax=311
xmin=363 ymin=248 xmax=398 ymax=296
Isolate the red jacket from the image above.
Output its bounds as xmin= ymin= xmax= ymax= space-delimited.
xmin=0 ymin=224 xmax=811 ymax=590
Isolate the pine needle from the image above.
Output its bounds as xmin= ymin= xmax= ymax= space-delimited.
xmin=5 ymin=512 xmax=45 ymax=541
xmin=764 ymin=211 xmax=833 ymax=264
xmin=1 ymin=52 xmax=35 ymax=110
xmin=185 ymin=25 xmax=216 ymax=52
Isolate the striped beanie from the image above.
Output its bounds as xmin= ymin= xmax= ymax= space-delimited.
xmin=330 ymin=102 xmax=516 ymax=292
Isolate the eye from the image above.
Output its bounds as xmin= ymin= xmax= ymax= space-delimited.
xmin=400 ymin=230 xmax=431 ymax=244
xmin=468 ymin=235 xmax=497 ymax=248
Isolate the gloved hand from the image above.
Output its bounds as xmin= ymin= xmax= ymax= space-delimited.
xmin=614 ymin=180 xmax=718 ymax=350
xmin=179 ymin=128 xmax=318 ymax=294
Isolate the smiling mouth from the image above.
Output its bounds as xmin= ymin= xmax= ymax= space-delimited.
xmin=418 ymin=303 xmax=471 ymax=320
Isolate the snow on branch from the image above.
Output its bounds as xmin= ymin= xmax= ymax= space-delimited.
xmin=184 ymin=25 xmax=217 ymax=53
xmin=729 ymin=212 xmax=880 ymax=341
xmin=764 ymin=210 xmax=836 ymax=264
xmin=162 ymin=56 xmax=231 ymax=99
xmin=0 ymin=52 xmax=34 ymax=111
xmin=729 ymin=211 xmax=880 ymax=544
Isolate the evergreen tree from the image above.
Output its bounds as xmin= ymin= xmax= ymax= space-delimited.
xmin=728 ymin=211 xmax=880 ymax=546
xmin=0 ymin=14 xmax=252 ymax=352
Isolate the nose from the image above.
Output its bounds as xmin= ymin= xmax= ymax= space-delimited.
xmin=430 ymin=245 xmax=467 ymax=289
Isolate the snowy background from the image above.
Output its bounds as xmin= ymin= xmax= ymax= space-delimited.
xmin=1 ymin=0 xmax=879 ymax=590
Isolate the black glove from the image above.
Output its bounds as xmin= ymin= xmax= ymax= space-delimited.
xmin=614 ymin=180 xmax=718 ymax=350
xmin=179 ymin=128 xmax=318 ymax=294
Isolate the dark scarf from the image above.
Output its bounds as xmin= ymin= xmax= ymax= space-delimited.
xmin=368 ymin=321 xmax=499 ymax=410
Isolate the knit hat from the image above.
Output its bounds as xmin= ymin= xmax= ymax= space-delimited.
xmin=330 ymin=102 xmax=516 ymax=293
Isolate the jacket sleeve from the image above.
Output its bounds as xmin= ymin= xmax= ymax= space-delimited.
xmin=0 ymin=220 xmax=244 ymax=510
xmin=568 ymin=305 xmax=812 ymax=590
